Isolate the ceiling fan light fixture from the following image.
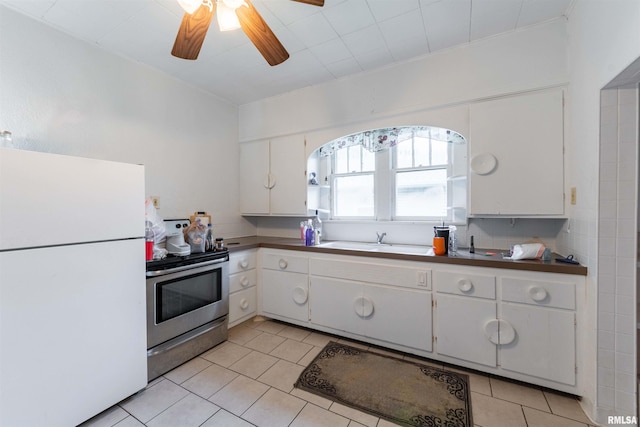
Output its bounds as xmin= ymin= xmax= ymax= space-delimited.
xmin=217 ymin=1 xmax=241 ymax=31
xmin=177 ymin=0 xmax=203 ymax=14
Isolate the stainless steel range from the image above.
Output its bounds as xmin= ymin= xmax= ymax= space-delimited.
xmin=145 ymin=223 xmax=229 ymax=381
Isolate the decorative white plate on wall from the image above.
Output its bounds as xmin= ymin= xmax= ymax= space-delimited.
xmin=470 ymin=153 xmax=498 ymax=175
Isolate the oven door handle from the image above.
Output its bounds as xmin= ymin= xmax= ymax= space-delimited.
xmin=146 ymin=257 xmax=228 ymax=277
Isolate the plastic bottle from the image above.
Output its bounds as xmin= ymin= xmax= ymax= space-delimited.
xmin=448 ymin=225 xmax=457 ymax=254
xmin=305 ymin=219 xmax=314 ymax=246
xmin=312 ymin=210 xmax=322 ymax=245
xmin=205 ymin=224 xmax=213 ymax=251
xmin=300 ymin=221 xmax=306 ymax=241
xmin=145 ymin=220 xmax=154 ymax=261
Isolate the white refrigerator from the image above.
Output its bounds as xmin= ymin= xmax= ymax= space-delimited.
xmin=0 ymin=148 xmax=147 ymax=427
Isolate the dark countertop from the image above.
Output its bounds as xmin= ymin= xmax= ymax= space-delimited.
xmin=223 ymin=236 xmax=587 ymax=276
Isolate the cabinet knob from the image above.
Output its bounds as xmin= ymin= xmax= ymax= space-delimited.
xmin=457 ymin=279 xmax=473 ymax=293
xmin=240 ymin=260 xmax=249 ymax=269
xmin=292 ymin=286 xmax=308 ymax=304
xmin=483 ymin=319 xmax=516 ymax=345
xmin=239 ymin=298 xmax=249 ymax=310
xmin=527 ymin=286 xmax=548 ymax=302
xmin=483 ymin=319 xmax=500 ymax=345
xmin=278 ymin=259 xmax=288 ymax=269
xmin=240 ymin=276 xmax=250 ymax=287
xmin=498 ymin=319 xmax=516 ymax=345
xmin=354 ymin=296 xmax=374 ymax=318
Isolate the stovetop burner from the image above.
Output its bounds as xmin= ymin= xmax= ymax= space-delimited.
xmin=146 ymin=249 xmax=229 ymax=273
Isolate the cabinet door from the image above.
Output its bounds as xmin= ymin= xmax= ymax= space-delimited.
xmin=363 ymin=284 xmax=432 ymax=352
xmin=239 ymin=140 xmax=270 ymax=215
xmin=469 ymin=89 xmax=564 ymax=216
xmin=436 ymin=294 xmax=497 ymax=367
xmin=270 ymin=135 xmax=307 ymax=215
xmin=500 ymin=303 xmax=575 ymax=385
xmin=262 ymin=270 xmax=309 ymax=322
xmin=309 ymin=276 xmax=364 ymax=336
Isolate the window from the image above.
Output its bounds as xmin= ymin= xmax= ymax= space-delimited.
xmin=393 ymin=133 xmax=450 ymax=219
xmin=308 ymin=126 xmax=467 ymax=223
xmin=333 ymin=145 xmax=375 ymax=218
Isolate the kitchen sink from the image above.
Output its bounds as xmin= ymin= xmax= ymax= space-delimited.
xmin=319 ymin=241 xmax=431 ymax=255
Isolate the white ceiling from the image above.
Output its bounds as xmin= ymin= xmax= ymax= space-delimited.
xmin=0 ymin=0 xmax=573 ymax=105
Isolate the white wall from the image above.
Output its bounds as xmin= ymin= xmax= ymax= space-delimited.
xmin=241 ymin=19 xmax=571 ymax=252
xmin=239 ymin=19 xmax=568 ymax=142
xmin=0 ymin=5 xmax=254 ymax=239
xmin=563 ymin=1 xmax=640 ymax=424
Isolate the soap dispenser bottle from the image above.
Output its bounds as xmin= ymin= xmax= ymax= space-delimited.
xmin=305 ymin=219 xmax=315 ymax=246
xmin=312 ymin=210 xmax=322 ymax=245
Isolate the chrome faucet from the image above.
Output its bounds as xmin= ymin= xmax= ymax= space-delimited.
xmin=376 ymin=232 xmax=387 ymax=244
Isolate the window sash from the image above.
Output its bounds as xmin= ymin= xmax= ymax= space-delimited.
xmin=331 ymin=172 xmax=375 ymax=219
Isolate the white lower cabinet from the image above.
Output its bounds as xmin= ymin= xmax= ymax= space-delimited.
xmin=260 ymin=250 xmax=310 ymax=324
xmin=434 ymin=267 xmax=579 ymax=390
xmin=499 ymin=274 xmax=577 ymax=386
xmin=436 ymin=294 xmax=497 ymax=367
xmin=500 ymin=303 xmax=575 ymax=385
xmin=255 ymin=248 xmax=584 ymax=395
xmin=262 ymin=270 xmax=309 ymax=322
xmin=309 ymin=276 xmax=363 ymax=334
xmin=309 ymin=255 xmax=433 ymax=353
xmin=310 ymin=276 xmax=432 ymax=351
xmin=360 ymin=282 xmax=432 ymax=351
xmin=228 ymin=249 xmax=258 ymax=327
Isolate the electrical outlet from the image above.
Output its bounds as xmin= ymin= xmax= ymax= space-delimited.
xmin=570 ymin=187 xmax=576 ymax=205
xmin=151 ymin=196 xmax=160 ymax=209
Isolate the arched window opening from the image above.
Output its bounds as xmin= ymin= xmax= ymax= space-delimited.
xmin=307 ymin=126 xmax=467 ymax=223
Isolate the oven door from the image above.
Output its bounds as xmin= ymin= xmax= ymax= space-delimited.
xmin=146 ymin=259 xmax=229 ymax=349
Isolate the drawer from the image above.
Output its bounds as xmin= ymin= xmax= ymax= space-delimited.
xmin=229 ymin=269 xmax=257 ymax=294
xmin=263 ymin=252 xmax=308 ymax=274
xmin=229 ymin=250 xmax=257 ymax=275
xmin=309 ymin=258 xmax=431 ymax=290
xmin=501 ymin=276 xmax=575 ymax=310
xmin=229 ymin=287 xmax=257 ymax=325
xmin=434 ymin=270 xmax=496 ymax=299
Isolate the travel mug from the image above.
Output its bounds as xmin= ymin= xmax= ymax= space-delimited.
xmin=433 ymin=237 xmax=446 ymax=255
xmin=434 ymin=226 xmax=450 ymax=254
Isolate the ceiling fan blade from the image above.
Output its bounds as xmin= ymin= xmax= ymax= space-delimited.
xmin=236 ymin=0 xmax=289 ymax=66
xmin=171 ymin=3 xmax=216 ymax=60
xmin=291 ymin=0 xmax=324 ymax=6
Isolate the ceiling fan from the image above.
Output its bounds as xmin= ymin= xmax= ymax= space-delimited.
xmin=171 ymin=0 xmax=325 ymax=66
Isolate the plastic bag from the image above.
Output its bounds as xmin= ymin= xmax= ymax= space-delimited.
xmin=184 ymin=218 xmax=207 ymax=253
xmin=508 ymin=243 xmax=546 ymax=260
xmin=144 ymin=198 xmax=166 ymax=243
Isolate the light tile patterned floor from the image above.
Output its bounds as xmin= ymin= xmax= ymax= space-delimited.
xmin=81 ymin=318 xmax=599 ymax=427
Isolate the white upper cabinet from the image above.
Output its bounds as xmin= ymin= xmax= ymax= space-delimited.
xmin=239 ymin=135 xmax=307 ymax=216
xmin=468 ymin=89 xmax=565 ymax=216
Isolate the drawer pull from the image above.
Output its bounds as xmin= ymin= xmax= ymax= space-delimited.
xmin=240 ymin=276 xmax=250 ymax=287
xmin=278 ymin=259 xmax=288 ymax=269
xmin=239 ymin=298 xmax=249 ymax=310
xmin=457 ymin=279 xmax=473 ymax=293
xmin=240 ymin=260 xmax=249 ymax=269
xmin=528 ymin=286 xmax=548 ymax=302
xmin=354 ymin=297 xmax=374 ymax=318
xmin=292 ymin=286 xmax=308 ymax=304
